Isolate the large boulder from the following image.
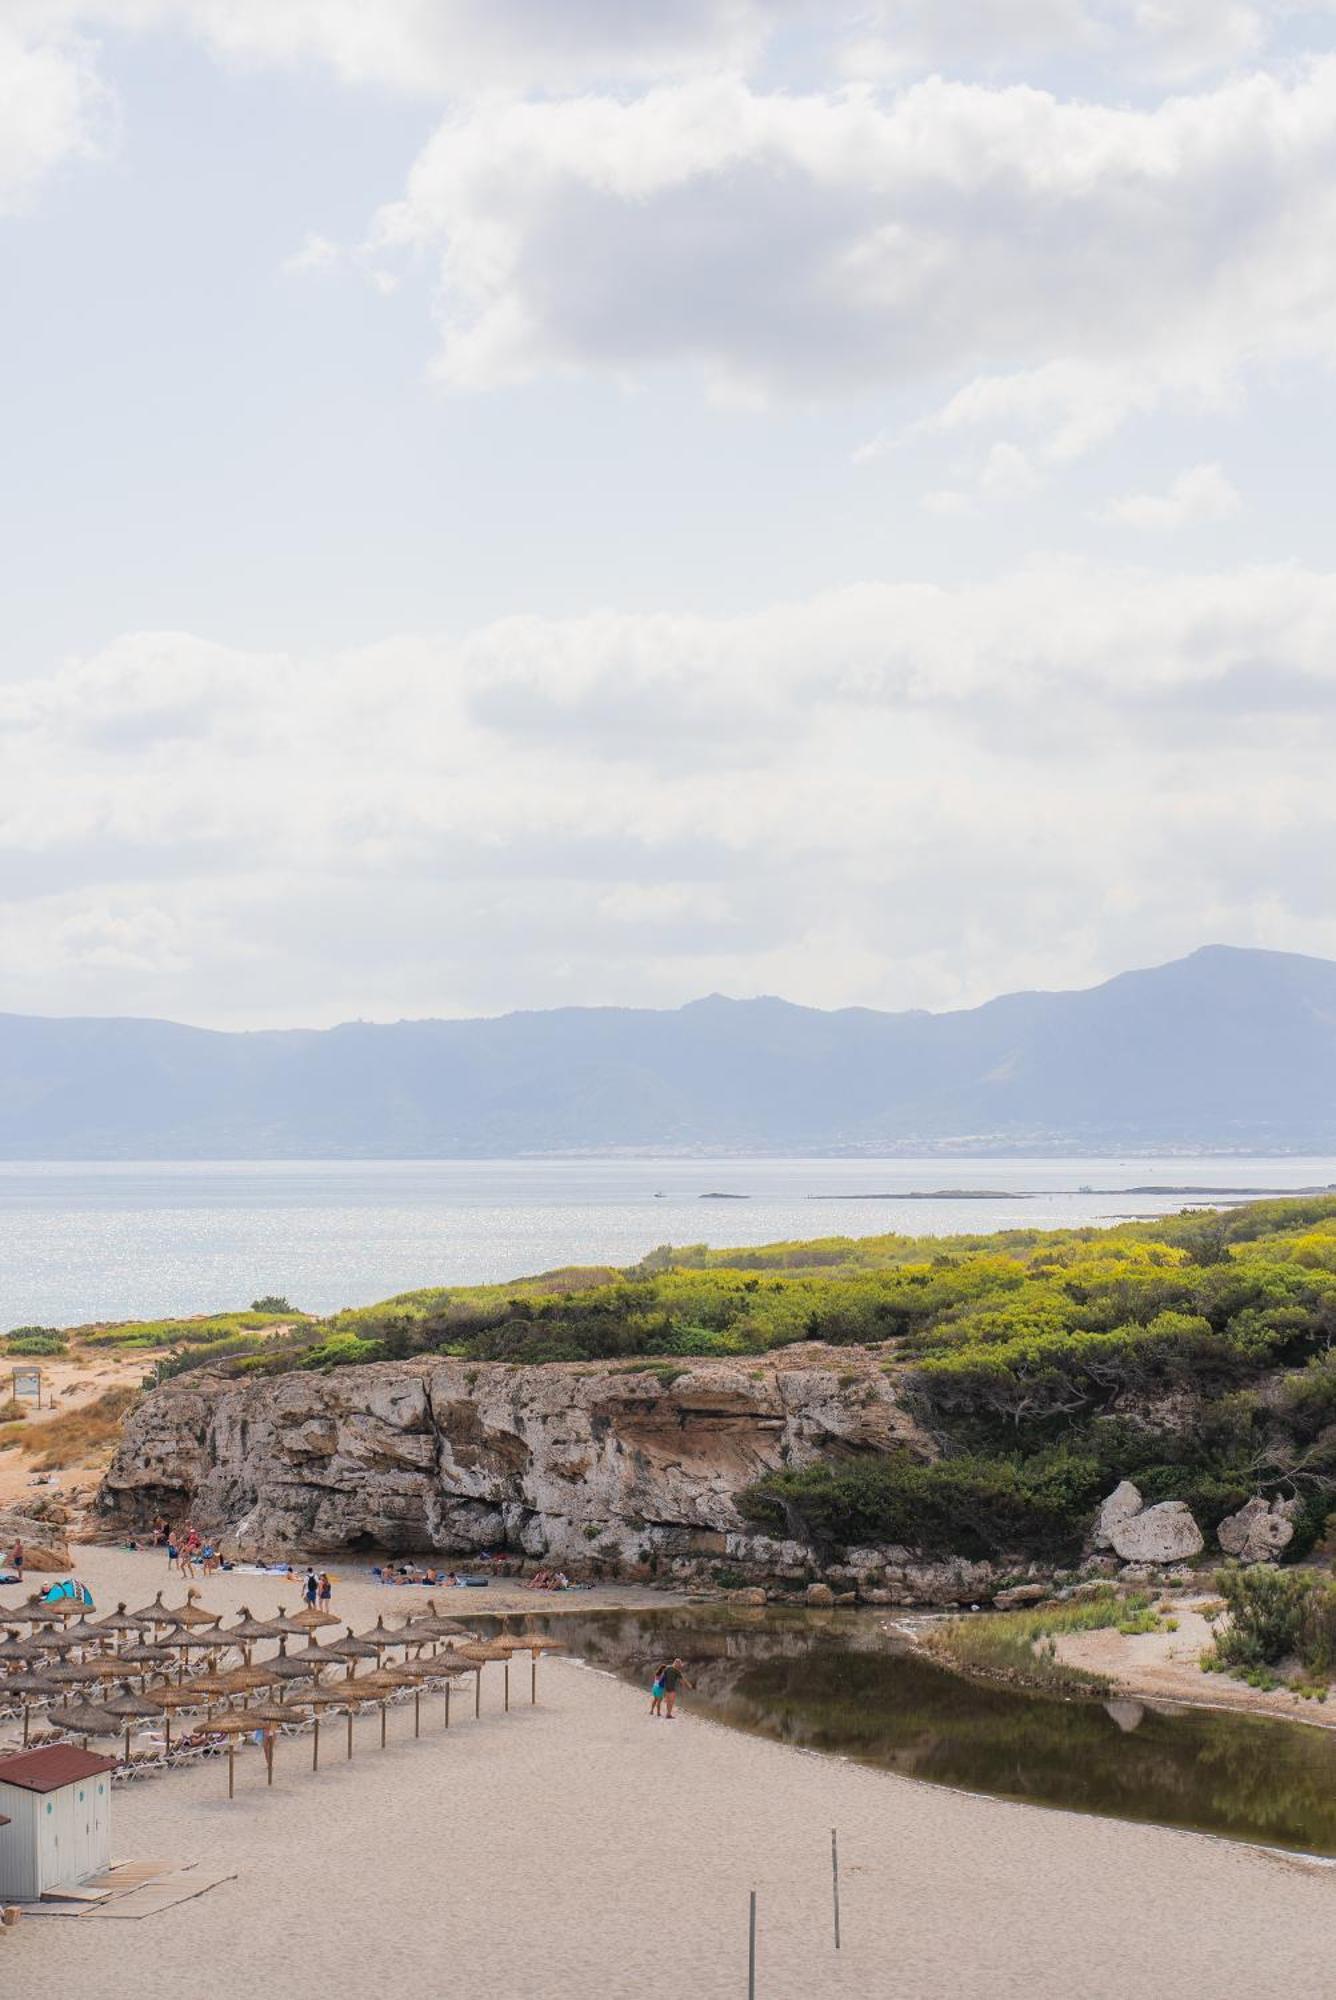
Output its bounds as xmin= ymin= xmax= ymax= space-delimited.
xmin=1092 ymin=1481 xmax=1144 ymax=1549
xmin=1110 ymin=1501 xmax=1203 ymax=1564
xmin=1217 ymin=1495 xmax=1299 ymax=1564
xmin=0 ymin=1511 xmax=72 ymax=1572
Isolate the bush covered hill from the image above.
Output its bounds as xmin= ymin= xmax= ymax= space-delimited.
xmin=68 ymin=1192 xmax=1336 ymax=1568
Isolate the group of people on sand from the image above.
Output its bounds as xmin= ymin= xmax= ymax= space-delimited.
xmin=528 ymin=1569 xmax=573 ymax=1591
xmin=649 ymin=1658 xmax=692 ymax=1719
xmin=156 ymin=1519 xmax=219 ymax=1576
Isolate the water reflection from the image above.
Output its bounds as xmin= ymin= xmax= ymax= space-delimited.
xmin=537 ymin=1606 xmax=1336 ymax=1856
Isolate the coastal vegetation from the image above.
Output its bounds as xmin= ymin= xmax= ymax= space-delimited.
xmin=25 ymin=1194 xmax=1336 ymax=1568
xmin=924 ymin=1587 xmax=1172 ymax=1696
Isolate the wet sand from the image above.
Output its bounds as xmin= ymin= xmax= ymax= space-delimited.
xmin=6 ymin=1547 xmax=1336 ymax=2000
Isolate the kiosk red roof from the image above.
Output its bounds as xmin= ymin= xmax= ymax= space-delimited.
xmin=0 ymin=1745 xmax=119 ymax=1794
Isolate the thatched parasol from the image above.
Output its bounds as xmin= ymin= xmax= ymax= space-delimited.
xmin=128 ymin=1590 xmax=179 ymax=1629
xmin=163 ymin=1589 xmax=222 ymax=1630
xmin=114 ymin=1640 xmax=178 ymax=1667
xmin=50 ymin=1614 xmax=106 ymax=1648
xmin=96 ymin=1602 xmax=148 ymax=1638
xmin=101 ymin=1683 xmax=167 ymax=1764
xmin=265 ymin=1606 xmax=317 ymax=1639
xmin=150 ymin=1682 xmax=210 ymax=1753
xmin=49 ymin=1701 xmax=119 ymax=1739
xmin=493 ymin=1631 xmax=565 ymax=1703
xmin=324 ymin=1630 xmax=381 ymax=1677
xmin=287 ymin=1604 xmax=342 ymax=1632
xmin=45 ymin=1657 xmax=122 ymax=1688
xmin=217 ymin=1663 xmax=282 ymax=1696
xmin=0 ymin=1630 xmax=37 ymax=1663
xmin=199 ymin=1709 xmax=261 ymax=1798
xmin=285 ymin=1640 xmax=345 ymax=1672
xmin=218 ymin=1607 xmax=282 ymax=1658
xmin=266 ymin=1653 xmax=317 ymax=1683
xmin=362 ymin=1615 xmax=410 ymax=1654
xmin=460 ymin=1641 xmax=513 ymax=1715
xmin=2 ymin=1671 xmax=59 ymax=1745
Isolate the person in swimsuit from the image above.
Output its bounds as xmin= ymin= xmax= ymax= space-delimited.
xmin=656 ymin=1658 xmax=693 ymax=1718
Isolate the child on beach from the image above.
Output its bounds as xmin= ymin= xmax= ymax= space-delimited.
xmin=649 ymin=1671 xmax=665 ymax=1717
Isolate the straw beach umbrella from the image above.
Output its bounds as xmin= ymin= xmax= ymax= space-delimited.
xmin=204 ymin=1710 xmax=260 ymax=1799
xmin=0 ymin=1630 xmax=37 ymax=1664
xmin=49 ymin=1701 xmax=119 ymax=1742
xmin=493 ymin=1631 xmax=566 ymax=1704
xmin=164 ymin=1589 xmax=222 ymax=1629
xmin=97 ymin=1602 xmax=148 ymax=1641
xmin=265 ymin=1607 xmax=316 ymax=1640
xmin=101 ymin=1683 xmax=167 ymax=1765
xmin=2 ymin=1671 xmax=59 ymax=1746
xmin=461 ymin=1640 xmax=515 ymax=1713
xmin=324 ymin=1630 xmax=380 ymax=1678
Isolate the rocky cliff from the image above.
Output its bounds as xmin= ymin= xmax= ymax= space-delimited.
xmin=100 ymin=1351 xmax=961 ymax=1591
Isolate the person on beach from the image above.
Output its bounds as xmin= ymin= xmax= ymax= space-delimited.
xmin=166 ymin=1534 xmax=179 ymax=1571
xmin=304 ymin=1567 xmax=319 ymax=1608
xmin=179 ymin=1530 xmax=196 ymax=1579
xmin=10 ymin=1540 xmax=22 ymax=1579
xmin=649 ymin=1669 xmax=665 ymax=1717
xmin=318 ymin=1572 xmax=332 ymax=1610
xmin=656 ymin=1658 xmax=692 ymax=1718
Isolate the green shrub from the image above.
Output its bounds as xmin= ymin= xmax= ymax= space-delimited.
xmin=740 ymin=1448 xmax=1104 ymax=1562
xmin=4 ymin=1331 xmax=67 ymax=1356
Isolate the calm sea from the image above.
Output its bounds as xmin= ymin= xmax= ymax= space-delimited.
xmin=1 ymin=1155 xmax=1333 ymax=1329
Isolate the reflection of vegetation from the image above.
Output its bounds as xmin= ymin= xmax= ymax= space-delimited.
xmin=552 ymin=1605 xmax=1336 ymax=1855
xmin=927 ymin=1589 xmax=1167 ymax=1694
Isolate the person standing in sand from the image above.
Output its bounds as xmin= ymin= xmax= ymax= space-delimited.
xmin=656 ymin=1658 xmax=693 ymax=1719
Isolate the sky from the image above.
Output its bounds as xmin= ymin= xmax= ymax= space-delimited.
xmin=3 ymin=1 xmax=1336 ymax=1030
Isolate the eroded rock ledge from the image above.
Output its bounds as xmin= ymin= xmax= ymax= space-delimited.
xmin=101 ymin=1351 xmax=971 ymax=1593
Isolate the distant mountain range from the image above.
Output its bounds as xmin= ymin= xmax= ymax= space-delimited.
xmin=1 ymin=945 xmax=1334 ymax=1158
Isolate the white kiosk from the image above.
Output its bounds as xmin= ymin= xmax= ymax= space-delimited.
xmin=0 ymin=1746 xmax=117 ymax=1900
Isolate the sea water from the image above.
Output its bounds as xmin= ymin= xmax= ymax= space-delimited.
xmin=0 ymin=1154 xmax=1333 ymax=1328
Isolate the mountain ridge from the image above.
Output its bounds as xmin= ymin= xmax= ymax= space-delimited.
xmin=1 ymin=944 xmax=1334 ymax=1157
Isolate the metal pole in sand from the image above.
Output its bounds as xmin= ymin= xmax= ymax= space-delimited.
xmin=831 ymin=1828 xmax=841 ymax=1951
xmin=747 ymin=1890 xmax=757 ymax=2000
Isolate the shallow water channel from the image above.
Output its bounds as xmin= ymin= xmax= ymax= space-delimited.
xmin=526 ymin=1605 xmax=1336 ymax=1856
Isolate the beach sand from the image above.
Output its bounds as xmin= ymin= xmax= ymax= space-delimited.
xmin=6 ymin=1547 xmax=1336 ymax=1999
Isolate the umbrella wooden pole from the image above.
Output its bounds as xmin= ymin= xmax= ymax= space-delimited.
xmin=22 ymin=1703 xmax=30 ymax=1747
xmin=444 ymin=1681 xmax=450 ymax=1730
xmin=414 ymin=1690 xmax=420 ymax=1738
xmin=266 ymin=1732 xmax=274 ymax=1787
xmin=228 ymin=1740 xmax=235 ymax=1799
xmin=165 ymin=1712 xmax=172 ymax=1755
xmin=532 ymin=1655 xmax=537 ymax=1705
xmin=312 ymin=1716 xmax=320 ymax=1771
xmin=123 ymin=1723 xmax=131 ymax=1766
xmin=504 ymin=1660 xmax=509 ymax=1713
xmin=347 ymin=1708 xmax=354 ymax=1760
xmin=380 ymin=1701 xmax=387 ymax=1749
xmin=474 ymin=1669 xmax=481 ymax=1720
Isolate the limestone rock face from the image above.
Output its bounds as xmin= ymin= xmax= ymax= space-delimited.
xmin=1109 ymin=1501 xmax=1204 ymax=1564
xmin=1217 ymin=1495 xmax=1299 ymax=1563
xmin=0 ymin=1511 xmax=72 ymax=1571
xmin=1092 ymin=1481 xmax=1143 ymax=1549
xmin=99 ymin=1352 xmax=923 ymax=1574
xmin=994 ymin=1583 xmax=1049 ymax=1611
xmin=804 ymin=1582 xmax=835 ymax=1607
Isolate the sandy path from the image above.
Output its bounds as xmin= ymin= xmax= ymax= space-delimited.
xmin=5 ymin=1549 xmax=1336 ymax=1999
xmin=1053 ymin=1602 xmax=1336 ymax=1731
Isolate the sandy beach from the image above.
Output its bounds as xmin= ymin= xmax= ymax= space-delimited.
xmin=1 ymin=1546 xmax=1333 ymax=1999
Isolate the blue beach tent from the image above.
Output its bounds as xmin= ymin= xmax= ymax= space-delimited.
xmin=39 ymin=1578 xmax=94 ymax=1608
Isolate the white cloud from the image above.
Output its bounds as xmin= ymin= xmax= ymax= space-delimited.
xmin=0 ymin=24 xmax=111 ymax=214
xmin=364 ymin=62 xmax=1336 ymax=466
xmin=4 ymin=568 xmax=1336 ymax=1023
xmin=1103 ymin=461 xmax=1243 ymax=530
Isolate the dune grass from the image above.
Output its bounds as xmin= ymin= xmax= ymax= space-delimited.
xmin=926 ymin=1589 xmax=1168 ymax=1696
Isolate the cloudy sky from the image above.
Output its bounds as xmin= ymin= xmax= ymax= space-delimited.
xmin=3 ymin=2 xmax=1336 ymax=1029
